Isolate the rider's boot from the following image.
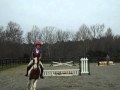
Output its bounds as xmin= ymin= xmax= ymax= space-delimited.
xmin=40 ymin=65 xmax=44 ymax=79
xmin=25 ymin=65 xmax=31 ymax=76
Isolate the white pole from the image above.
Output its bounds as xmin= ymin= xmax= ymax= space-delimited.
xmin=81 ymin=58 xmax=83 ymax=73
xmin=83 ymin=58 xmax=85 ymax=73
xmin=86 ymin=58 xmax=88 ymax=73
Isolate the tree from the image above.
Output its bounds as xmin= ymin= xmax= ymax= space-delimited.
xmin=0 ymin=26 xmax=3 ymax=37
xmin=0 ymin=22 xmax=24 ymax=57
xmin=26 ymin=32 xmax=32 ymax=44
xmin=74 ymin=24 xmax=92 ymax=41
xmin=41 ymin=26 xmax=60 ymax=44
xmin=0 ymin=26 xmax=4 ymax=42
xmin=41 ymin=26 xmax=58 ymax=57
xmin=56 ymin=30 xmax=72 ymax=42
xmin=105 ymin=28 xmax=113 ymax=38
xmin=26 ymin=25 xmax=42 ymax=44
xmin=5 ymin=21 xmax=23 ymax=43
xmin=90 ymin=24 xmax=105 ymax=39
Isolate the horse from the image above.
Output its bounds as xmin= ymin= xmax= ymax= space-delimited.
xmin=27 ymin=57 xmax=41 ymax=90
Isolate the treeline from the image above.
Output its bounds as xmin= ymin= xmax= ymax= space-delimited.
xmin=0 ymin=21 xmax=120 ymax=60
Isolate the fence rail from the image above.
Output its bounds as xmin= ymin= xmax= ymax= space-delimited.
xmin=0 ymin=58 xmax=29 ymax=68
xmin=0 ymin=57 xmax=120 ymax=69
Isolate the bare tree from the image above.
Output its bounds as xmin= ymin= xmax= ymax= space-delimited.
xmin=26 ymin=32 xmax=32 ymax=44
xmin=41 ymin=26 xmax=57 ymax=44
xmin=90 ymin=24 xmax=105 ymax=39
xmin=0 ymin=26 xmax=3 ymax=36
xmin=0 ymin=21 xmax=24 ymax=57
xmin=26 ymin=26 xmax=41 ymax=44
xmin=105 ymin=28 xmax=113 ymax=38
xmin=0 ymin=26 xmax=4 ymax=42
xmin=62 ymin=31 xmax=72 ymax=42
xmin=5 ymin=21 xmax=23 ymax=43
xmin=55 ymin=30 xmax=72 ymax=42
xmin=0 ymin=26 xmax=5 ymax=57
xmin=55 ymin=30 xmax=63 ymax=42
xmin=30 ymin=25 xmax=42 ymax=43
xmin=41 ymin=26 xmax=58 ymax=57
xmin=74 ymin=24 xmax=92 ymax=41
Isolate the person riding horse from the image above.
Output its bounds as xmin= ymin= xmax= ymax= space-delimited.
xmin=25 ymin=41 xmax=44 ymax=79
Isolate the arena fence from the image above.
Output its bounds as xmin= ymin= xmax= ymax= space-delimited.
xmin=0 ymin=57 xmax=118 ymax=69
xmin=0 ymin=58 xmax=29 ymax=69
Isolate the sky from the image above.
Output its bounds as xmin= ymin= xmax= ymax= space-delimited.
xmin=0 ymin=0 xmax=120 ymax=35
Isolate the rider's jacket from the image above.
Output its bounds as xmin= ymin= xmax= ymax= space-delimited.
xmin=32 ymin=48 xmax=42 ymax=58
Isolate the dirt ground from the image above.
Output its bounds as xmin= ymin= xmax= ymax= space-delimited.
xmin=0 ymin=63 xmax=120 ymax=90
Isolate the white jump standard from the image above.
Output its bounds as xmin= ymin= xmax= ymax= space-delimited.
xmin=79 ymin=58 xmax=90 ymax=75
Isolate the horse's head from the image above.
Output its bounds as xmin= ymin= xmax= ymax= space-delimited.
xmin=33 ymin=57 xmax=39 ymax=69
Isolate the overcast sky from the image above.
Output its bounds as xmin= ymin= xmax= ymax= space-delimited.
xmin=0 ymin=0 xmax=120 ymax=35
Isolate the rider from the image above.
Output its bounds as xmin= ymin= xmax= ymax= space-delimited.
xmin=25 ymin=41 xmax=44 ymax=79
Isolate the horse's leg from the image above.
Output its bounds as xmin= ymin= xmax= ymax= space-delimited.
xmin=33 ymin=79 xmax=37 ymax=90
xmin=27 ymin=80 xmax=32 ymax=90
xmin=28 ymin=79 xmax=34 ymax=90
xmin=32 ymin=79 xmax=35 ymax=90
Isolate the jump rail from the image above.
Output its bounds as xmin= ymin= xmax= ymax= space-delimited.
xmin=43 ymin=57 xmax=90 ymax=76
xmin=44 ymin=69 xmax=79 ymax=76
